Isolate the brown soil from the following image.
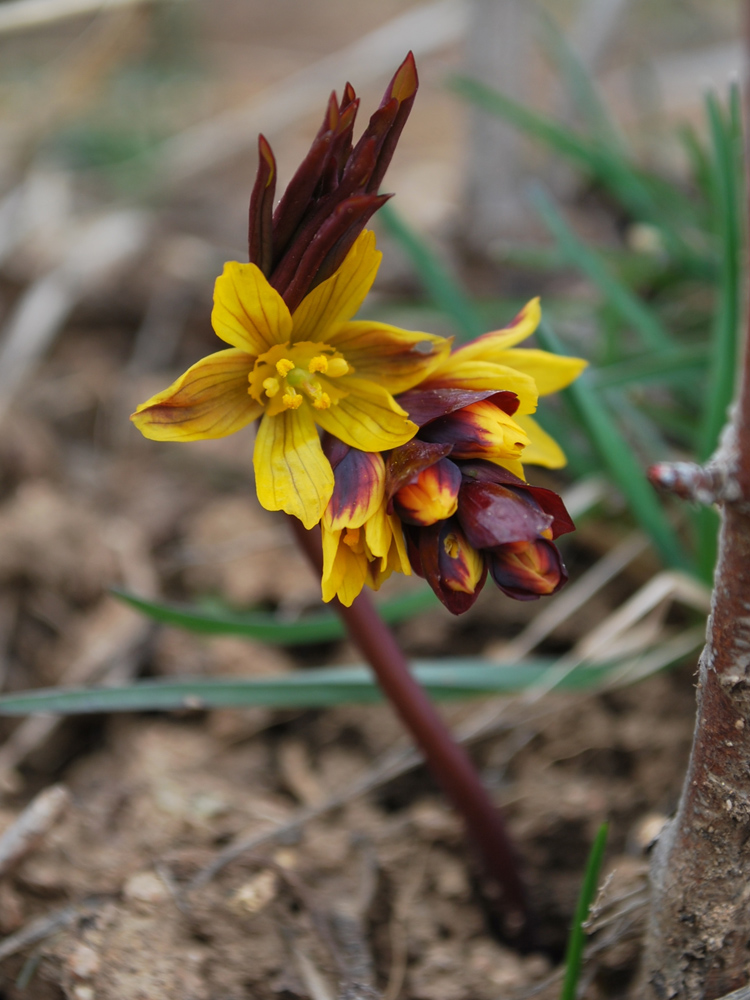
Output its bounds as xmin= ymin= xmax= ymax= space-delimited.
xmin=0 ymin=313 xmax=698 ymax=998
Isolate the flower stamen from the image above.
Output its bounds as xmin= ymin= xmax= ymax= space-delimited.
xmin=309 ymin=355 xmax=328 ymax=374
xmin=262 ymin=377 xmax=280 ymax=398
xmin=276 ymin=358 xmax=295 ymax=378
xmin=326 ymin=357 xmax=349 ymax=378
xmin=282 ymin=389 xmax=303 ymax=409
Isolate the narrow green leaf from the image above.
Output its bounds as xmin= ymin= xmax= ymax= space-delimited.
xmin=699 ymin=89 xmax=743 ymax=462
xmin=591 ymin=345 xmax=708 ymax=390
xmin=113 ymin=587 xmax=439 ymax=645
xmin=530 ymin=187 xmax=673 ymax=352
xmin=695 ymin=89 xmax=744 ymax=580
xmin=538 ymin=14 xmax=626 ymax=156
xmin=0 ymin=635 xmax=703 ymax=716
xmin=536 ymin=319 xmax=692 ymax=572
xmin=449 ymin=75 xmax=699 ymax=260
xmin=559 ymin=823 xmax=609 ymax=1000
xmin=378 ymin=203 xmax=484 ymax=341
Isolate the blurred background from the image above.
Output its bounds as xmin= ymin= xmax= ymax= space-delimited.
xmin=0 ymin=1 xmax=744 ymax=997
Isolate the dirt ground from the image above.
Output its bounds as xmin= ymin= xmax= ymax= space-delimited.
xmin=0 ymin=0 xmax=736 ymax=996
xmin=0 ymin=298 xmax=700 ymax=999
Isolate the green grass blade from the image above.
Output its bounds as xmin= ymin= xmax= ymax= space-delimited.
xmin=530 ymin=187 xmax=674 ymax=352
xmin=695 ymin=89 xmax=744 ymax=580
xmin=591 ymin=344 xmax=708 ymax=390
xmin=113 ymin=587 xmax=439 ymax=644
xmin=536 ymin=319 xmax=692 ymax=572
xmin=378 ymin=203 xmax=484 ymax=340
xmin=559 ymin=822 xmax=609 ymax=1000
xmin=449 ymin=76 xmax=699 ymax=258
xmin=538 ymin=14 xmax=625 ymax=155
xmin=0 ymin=635 xmax=703 ymax=716
xmin=699 ymin=90 xmax=743 ymax=462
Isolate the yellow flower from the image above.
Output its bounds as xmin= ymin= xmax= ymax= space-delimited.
xmin=131 ymin=231 xmax=450 ymax=528
xmin=319 ymin=445 xmax=410 ymax=607
xmin=418 ymin=297 xmax=587 ymax=479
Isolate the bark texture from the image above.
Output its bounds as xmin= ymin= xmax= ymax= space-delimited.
xmin=640 ymin=415 xmax=750 ymax=995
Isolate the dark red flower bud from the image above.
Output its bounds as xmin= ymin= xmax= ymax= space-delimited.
xmin=459 ymin=460 xmax=575 ymax=539
xmin=393 ymin=457 xmax=462 ymax=526
xmin=457 ymin=481 xmax=554 ymax=549
xmin=488 ymin=538 xmax=567 ymax=600
xmin=412 ymin=519 xmax=487 ymax=614
xmin=247 ymin=52 xmax=419 ymax=311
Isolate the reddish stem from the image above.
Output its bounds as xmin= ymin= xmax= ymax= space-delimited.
xmin=290 ymin=517 xmax=535 ymax=946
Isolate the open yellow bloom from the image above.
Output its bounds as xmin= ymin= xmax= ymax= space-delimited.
xmin=131 ymin=231 xmax=450 ymax=528
xmin=418 ymin=297 xmax=587 ymax=479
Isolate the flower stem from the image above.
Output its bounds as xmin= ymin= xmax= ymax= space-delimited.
xmin=290 ymin=517 xmax=535 ymax=947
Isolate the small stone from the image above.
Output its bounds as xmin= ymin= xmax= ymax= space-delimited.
xmin=123 ymin=871 xmax=169 ymax=905
xmin=232 ymin=870 xmax=278 ymax=914
xmin=72 ymin=985 xmax=95 ymax=1000
xmin=68 ymin=943 xmax=100 ymax=979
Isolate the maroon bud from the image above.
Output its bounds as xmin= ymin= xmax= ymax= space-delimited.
xmin=457 ymin=481 xmax=554 ymax=549
xmin=415 ymin=520 xmax=487 ymax=615
xmin=460 ymin=460 xmax=576 ymax=538
xmin=488 ymin=538 xmax=567 ymax=601
xmin=248 ymin=135 xmax=276 ymax=275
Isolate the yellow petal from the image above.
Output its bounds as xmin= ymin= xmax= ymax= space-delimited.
xmin=363 ymin=503 xmax=392 ymax=564
xmin=321 ymin=526 xmax=369 ymax=605
xmin=423 ymin=361 xmax=539 ymax=414
xmin=493 ymin=457 xmax=527 ymax=480
xmin=327 ymin=321 xmax=452 ymax=393
xmin=131 ymin=349 xmax=261 ymax=441
xmin=449 ymin=298 xmax=542 ymax=363
xmin=212 ymin=262 xmax=292 ymax=355
xmin=495 ymin=350 xmax=588 ymax=396
xmin=291 ymin=230 xmax=380 ymax=342
xmin=253 ymin=408 xmax=334 ymax=529
xmin=514 ymin=414 xmax=567 ymax=468
xmin=313 ymin=378 xmax=417 ymax=451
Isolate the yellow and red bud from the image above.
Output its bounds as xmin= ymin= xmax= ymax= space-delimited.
xmin=410 ymin=520 xmax=488 ymax=615
xmin=420 ymin=399 xmax=529 ymax=462
xmin=439 ymin=528 xmax=485 ymax=595
xmin=393 ymin=457 xmax=461 ymax=526
xmin=488 ymin=538 xmax=567 ymax=600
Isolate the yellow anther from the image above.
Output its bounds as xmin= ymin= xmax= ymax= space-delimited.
xmin=326 ymin=357 xmax=349 ymax=378
xmin=443 ymin=533 xmax=460 ymax=559
xmin=308 ymin=355 xmax=328 ymax=374
xmin=262 ymin=377 xmax=280 ymax=398
xmin=313 ymin=392 xmax=331 ymax=410
xmin=282 ymin=390 xmax=303 ymax=410
xmin=276 ymin=358 xmax=295 ymax=378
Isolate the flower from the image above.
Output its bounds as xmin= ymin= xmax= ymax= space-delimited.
xmin=132 ymin=54 xmax=447 ymax=529
xmin=320 ymin=436 xmax=410 ymax=606
xmin=317 ymin=300 xmax=586 ymax=609
xmin=131 ymin=230 xmax=450 ymax=528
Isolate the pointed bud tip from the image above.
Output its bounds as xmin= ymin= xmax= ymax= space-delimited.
xmin=257 ymin=135 xmax=276 ymax=182
xmin=390 ymin=51 xmax=418 ymax=103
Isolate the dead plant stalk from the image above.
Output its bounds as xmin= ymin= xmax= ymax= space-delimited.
xmin=641 ymin=324 xmax=750 ymax=990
